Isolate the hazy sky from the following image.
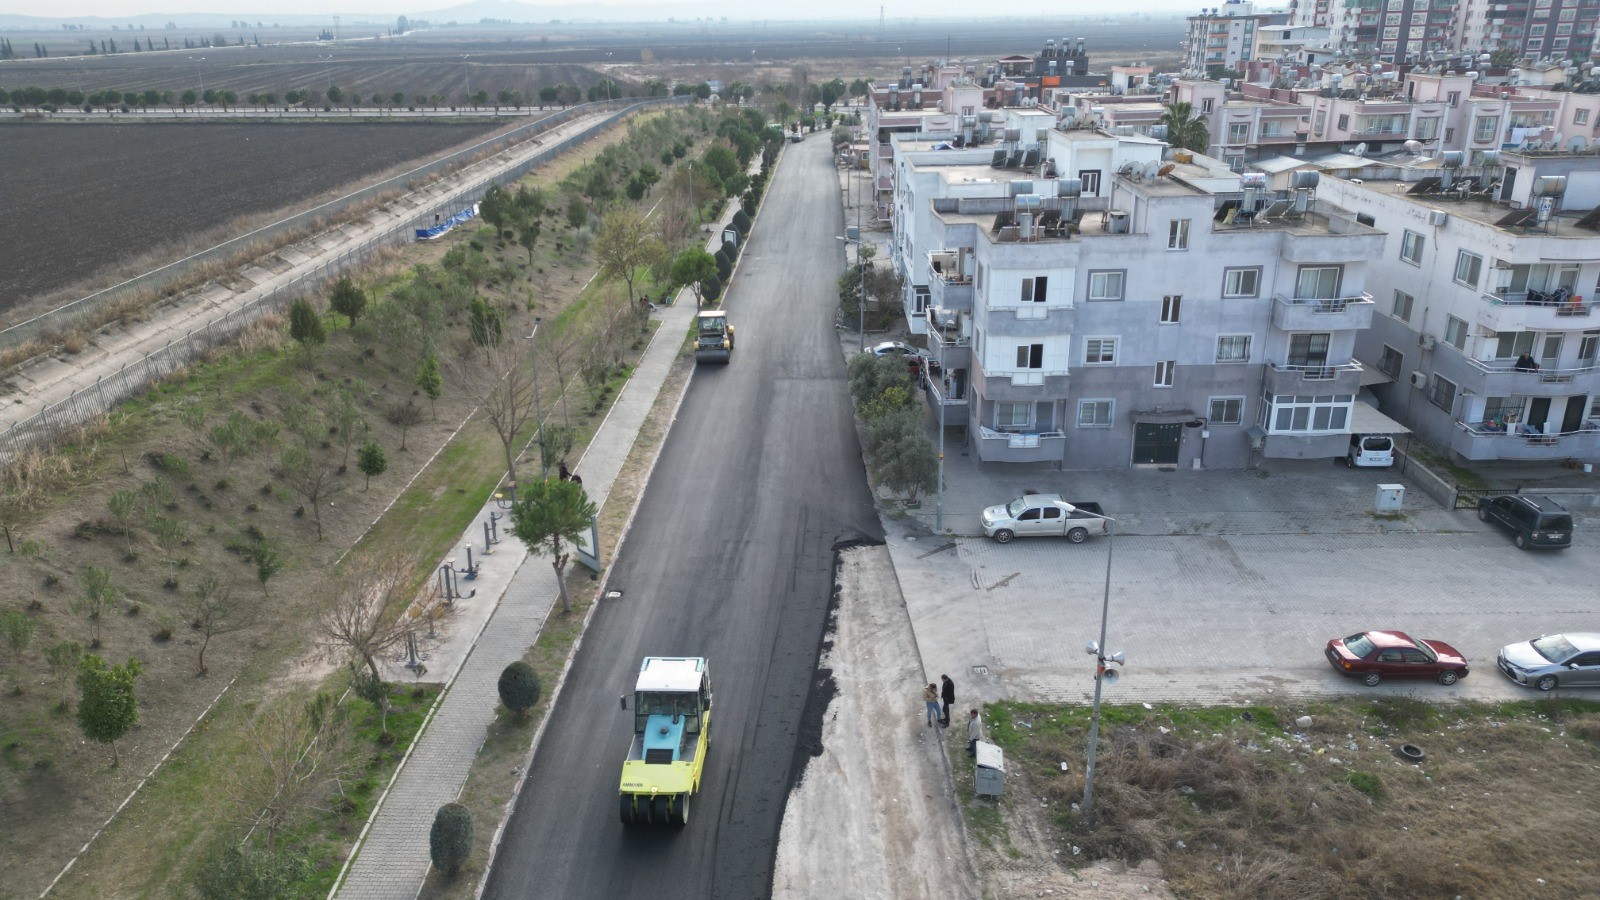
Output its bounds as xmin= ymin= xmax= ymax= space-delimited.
xmin=8 ymin=1 xmax=1200 ymax=20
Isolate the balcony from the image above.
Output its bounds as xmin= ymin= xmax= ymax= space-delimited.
xmin=975 ymin=426 xmax=1067 ymax=463
xmin=1271 ymin=293 xmax=1375 ymax=331
xmin=1451 ymin=420 xmax=1600 ymax=461
xmin=1264 ymin=359 xmax=1364 ymax=394
xmin=929 ymin=276 xmax=973 ymax=310
xmin=924 ymin=372 xmax=969 ymax=416
xmin=973 ymin=361 xmax=1071 ymax=401
xmin=1255 ymin=130 xmax=1301 ymax=144
xmin=924 ymin=311 xmax=970 ymax=372
xmin=1461 ymin=358 xmax=1600 ymax=397
xmin=1280 ymin=230 xmax=1386 ymax=263
xmin=1479 ymin=291 xmax=1596 ymax=332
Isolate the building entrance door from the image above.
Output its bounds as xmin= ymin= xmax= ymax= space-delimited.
xmin=1133 ymin=423 xmax=1182 ymax=465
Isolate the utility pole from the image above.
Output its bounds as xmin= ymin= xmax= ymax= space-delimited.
xmin=528 ymin=318 xmax=546 ymax=479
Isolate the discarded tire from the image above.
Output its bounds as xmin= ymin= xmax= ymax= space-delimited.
xmin=1397 ymin=743 xmax=1425 ymax=763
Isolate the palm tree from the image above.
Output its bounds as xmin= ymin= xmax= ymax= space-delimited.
xmin=1159 ymin=101 xmax=1211 ymax=154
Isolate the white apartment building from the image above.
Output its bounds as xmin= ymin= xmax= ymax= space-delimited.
xmin=1186 ymin=1 xmax=1279 ymax=75
xmin=894 ymin=128 xmax=1394 ymax=468
xmin=1313 ymin=149 xmax=1600 ymax=462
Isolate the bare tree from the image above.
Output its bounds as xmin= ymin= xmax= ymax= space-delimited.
xmin=452 ymin=343 xmax=537 ymax=488
xmin=543 ymin=329 xmax=578 ymax=427
xmin=279 ymin=447 xmax=345 ymax=540
xmin=316 ymin=553 xmax=434 ymax=680
xmin=184 ymin=573 xmax=257 ymax=675
xmin=229 ymin=692 xmax=355 ymax=852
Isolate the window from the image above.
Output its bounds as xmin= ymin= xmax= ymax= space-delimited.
xmin=1228 ymin=122 xmax=1249 ymax=142
xmin=1020 ymin=276 xmax=1048 ymax=303
xmin=1415 ymin=117 xmax=1439 ymax=140
xmin=1580 ymin=332 xmax=1600 ymax=363
xmin=1228 ymin=155 xmax=1244 ymax=171
xmin=1207 ymin=397 xmax=1244 ymax=424
xmin=1079 ymin=170 xmax=1101 ymax=196
xmin=1454 ymin=250 xmax=1483 ymax=288
xmin=1392 ymin=289 xmax=1415 ymax=322
xmin=1223 ymin=267 xmax=1260 ymax=298
xmin=1444 ymin=127 xmax=1455 ymax=143
xmin=1084 ymin=337 xmax=1118 ymax=365
xmin=1288 ymin=333 xmax=1331 ymax=368
xmin=1428 ymin=374 xmax=1458 ymax=411
xmin=1201 ymin=98 xmax=1214 ymax=114
xmin=1378 ymin=344 xmax=1403 ymax=377
xmin=1077 ymin=399 xmax=1113 ymax=427
xmin=1577 ymin=108 xmax=1591 ymax=126
xmin=1160 ymin=295 xmax=1183 ymax=324
xmin=1314 ymin=110 xmax=1326 ymax=133
xmin=1295 ymin=266 xmax=1341 ymax=300
xmin=1474 ymin=115 xmax=1500 ymax=142
xmin=1444 ymin=315 xmax=1469 ymax=351
xmin=1495 ymin=330 xmax=1536 ymax=359
xmin=1216 ymin=334 xmax=1252 ymax=362
xmin=1337 ymin=113 xmax=1350 ymax=131
xmin=1154 ymin=360 xmax=1176 ymax=387
xmin=1447 ymin=90 xmax=1461 ymax=107
xmin=997 ymin=402 xmax=1031 ymax=428
xmin=1087 ymin=270 xmax=1125 ymax=301
xmin=1168 ymin=219 xmax=1190 ymax=250
xmin=1015 ymin=343 xmax=1044 ymax=369
xmin=1265 ymin=392 xmax=1353 ymax=432
xmin=1483 ymin=396 xmax=1521 ymax=422
xmin=1399 ymin=230 xmax=1424 ymax=265
xmin=1530 ymin=23 xmax=1548 ymax=36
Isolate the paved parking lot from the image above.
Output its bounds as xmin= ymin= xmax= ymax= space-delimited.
xmin=885 ymin=454 xmax=1600 ymax=708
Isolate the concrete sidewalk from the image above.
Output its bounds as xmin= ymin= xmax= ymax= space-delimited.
xmin=334 ymin=293 xmax=696 ymax=899
xmin=336 ymin=195 xmax=749 ymax=898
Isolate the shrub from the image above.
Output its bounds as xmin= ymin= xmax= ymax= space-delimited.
xmin=429 ymin=803 xmax=474 ymax=876
xmin=732 ymin=208 xmax=752 ymax=234
xmin=497 ymin=661 xmax=541 ymax=718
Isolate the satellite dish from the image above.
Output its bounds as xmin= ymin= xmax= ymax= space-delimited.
xmin=1570 ymin=135 xmax=1588 ymax=151
xmin=1353 ymin=142 xmax=1368 ymax=157
xmin=1144 ymin=160 xmax=1162 ymax=180
xmin=1553 ymin=131 xmax=1566 ymax=145
xmin=1117 ymin=161 xmax=1137 ymax=176
xmin=1158 ymin=163 xmax=1176 ymax=177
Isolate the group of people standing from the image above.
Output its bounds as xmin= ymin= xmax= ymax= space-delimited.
xmin=921 ymin=674 xmax=984 ymax=755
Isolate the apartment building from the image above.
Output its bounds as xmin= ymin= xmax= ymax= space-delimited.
xmin=1327 ymin=0 xmax=1462 ymax=63
xmin=1186 ymin=1 xmax=1282 ymax=75
xmin=896 ymin=129 xmax=1393 ymax=468
xmin=1312 ymin=149 xmax=1600 ymax=462
xmin=1472 ymin=0 xmax=1600 ymax=61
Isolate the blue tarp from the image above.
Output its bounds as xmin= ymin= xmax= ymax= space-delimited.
xmin=414 ymin=203 xmax=479 ymax=241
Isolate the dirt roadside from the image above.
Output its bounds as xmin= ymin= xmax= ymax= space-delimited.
xmin=774 ymin=547 xmax=1175 ymax=900
xmin=773 ymin=544 xmax=979 ymax=899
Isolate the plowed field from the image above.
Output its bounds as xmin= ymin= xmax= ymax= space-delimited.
xmin=0 ymin=120 xmax=501 ymax=305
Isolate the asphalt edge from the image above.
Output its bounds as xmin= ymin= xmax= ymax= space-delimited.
xmin=471 ymin=338 xmax=698 ymax=899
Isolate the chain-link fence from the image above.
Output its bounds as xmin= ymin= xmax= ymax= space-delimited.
xmin=0 ymin=97 xmax=686 ymax=466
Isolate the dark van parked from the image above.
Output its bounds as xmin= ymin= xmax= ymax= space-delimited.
xmin=1477 ymin=494 xmax=1574 ymax=550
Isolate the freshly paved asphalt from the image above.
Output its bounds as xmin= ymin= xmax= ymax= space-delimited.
xmin=482 ymin=136 xmax=882 ymax=897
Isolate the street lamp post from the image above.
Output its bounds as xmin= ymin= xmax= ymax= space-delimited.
xmin=835 ymin=233 xmax=868 ymax=352
xmin=1080 ymin=512 xmax=1122 ymax=825
xmin=460 ymin=54 xmax=471 ymax=110
xmin=188 ymin=56 xmax=205 ymax=109
xmin=527 ymin=317 xmax=546 ymax=479
xmin=935 ymin=391 xmax=946 ymax=531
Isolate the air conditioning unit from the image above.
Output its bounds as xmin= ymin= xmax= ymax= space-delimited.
xmin=1419 ymin=335 xmax=1437 ymax=350
xmin=1410 ymin=370 xmax=1429 ymax=389
xmin=1429 ymin=209 xmax=1449 ymax=226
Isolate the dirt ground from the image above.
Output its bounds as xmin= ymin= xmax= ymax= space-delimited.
xmin=773 ymin=544 xmax=1175 ymax=899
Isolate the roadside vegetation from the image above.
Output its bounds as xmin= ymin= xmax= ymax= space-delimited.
xmin=957 ymin=697 xmax=1600 ymax=898
xmin=847 ymin=355 xmax=937 ymax=506
xmin=0 ymin=100 xmax=782 ymax=897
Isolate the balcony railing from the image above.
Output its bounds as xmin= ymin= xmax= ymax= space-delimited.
xmin=975 ymin=426 xmax=1067 ymax=463
xmin=1269 ymin=361 xmax=1361 ymax=380
xmin=1452 ymin=419 xmax=1600 ymax=460
xmin=1480 ymin=291 xmax=1595 ymax=331
xmin=1271 ymin=293 xmax=1375 ymax=330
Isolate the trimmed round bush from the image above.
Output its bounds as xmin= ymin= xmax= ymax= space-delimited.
xmin=429 ymin=802 xmax=473 ymax=876
xmin=497 ymin=661 xmax=542 ymax=718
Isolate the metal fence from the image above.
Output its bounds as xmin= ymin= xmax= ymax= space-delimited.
xmin=0 ymin=97 xmax=676 ymax=352
xmin=0 ymin=97 xmax=685 ymax=466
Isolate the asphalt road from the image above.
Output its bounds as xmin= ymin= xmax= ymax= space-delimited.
xmin=482 ymin=136 xmax=881 ymax=898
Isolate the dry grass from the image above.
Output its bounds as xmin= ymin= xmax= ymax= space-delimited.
xmin=984 ymin=699 xmax=1600 ymax=899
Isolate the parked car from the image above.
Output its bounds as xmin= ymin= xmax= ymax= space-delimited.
xmin=981 ymin=494 xmax=1108 ymax=544
xmin=1324 ymin=630 xmax=1469 ymax=686
xmin=1496 ymin=633 xmax=1600 ymax=691
xmin=1345 ymin=433 xmax=1395 ymax=467
xmin=1476 ymin=494 xmax=1573 ymax=550
xmin=869 ymin=341 xmax=927 ymax=361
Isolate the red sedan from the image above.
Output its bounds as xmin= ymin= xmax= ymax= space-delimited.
xmin=1325 ymin=631 xmax=1469 ymax=687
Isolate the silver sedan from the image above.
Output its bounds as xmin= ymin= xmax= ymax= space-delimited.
xmin=1496 ymin=633 xmax=1600 ymax=691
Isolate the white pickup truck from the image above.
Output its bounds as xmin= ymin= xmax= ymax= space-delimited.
xmin=981 ymin=494 xmax=1108 ymax=544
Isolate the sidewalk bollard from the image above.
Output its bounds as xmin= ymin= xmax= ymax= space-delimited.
xmin=461 ymin=544 xmax=479 ymax=580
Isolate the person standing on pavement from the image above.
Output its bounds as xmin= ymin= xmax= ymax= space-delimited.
xmin=922 ymin=683 xmax=941 ymax=728
xmin=966 ymin=709 xmax=982 ymax=755
xmin=939 ymin=674 xmax=955 ymax=726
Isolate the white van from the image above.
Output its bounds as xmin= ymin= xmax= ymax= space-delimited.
xmin=1346 ymin=434 xmax=1395 ymax=468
